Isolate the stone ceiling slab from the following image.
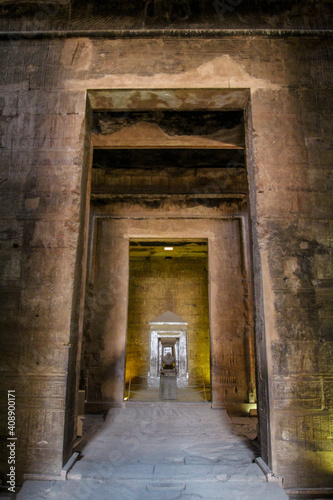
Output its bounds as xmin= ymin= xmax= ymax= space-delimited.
xmin=87 ymin=89 xmax=250 ymax=112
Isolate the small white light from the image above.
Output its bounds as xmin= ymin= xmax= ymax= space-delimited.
xmin=164 ymin=247 xmax=173 ymax=251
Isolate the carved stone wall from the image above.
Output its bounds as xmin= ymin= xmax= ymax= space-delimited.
xmin=1 ymin=0 xmax=332 ymax=31
xmin=82 ymin=215 xmax=251 ymax=411
xmin=127 ymin=257 xmax=209 ymax=387
xmin=0 ymin=32 xmax=332 ymax=492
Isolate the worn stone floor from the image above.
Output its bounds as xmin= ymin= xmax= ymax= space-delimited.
xmin=17 ymin=403 xmax=288 ymax=499
xmin=126 ymin=385 xmax=210 ymax=402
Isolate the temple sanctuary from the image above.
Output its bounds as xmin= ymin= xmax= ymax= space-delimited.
xmin=0 ymin=1 xmax=332 ymax=498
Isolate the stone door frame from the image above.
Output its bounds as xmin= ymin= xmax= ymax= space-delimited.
xmin=70 ymin=87 xmax=272 ymax=470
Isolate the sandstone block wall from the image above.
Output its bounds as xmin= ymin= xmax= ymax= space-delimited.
xmin=126 ymin=255 xmax=210 ymax=386
xmin=0 ymin=35 xmax=332 ymax=490
xmin=82 ymin=215 xmax=252 ymax=411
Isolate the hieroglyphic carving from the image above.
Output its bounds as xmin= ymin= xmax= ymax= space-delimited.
xmin=324 ymin=378 xmax=333 ymax=409
xmin=277 ymin=412 xmax=333 ymax=454
xmin=220 ymin=376 xmax=238 ymax=386
xmin=273 ymin=377 xmax=322 ymax=410
xmin=296 ymin=414 xmax=333 ymax=452
xmin=143 ymin=0 xmax=191 ymax=25
xmin=258 ymin=376 xmax=268 ymax=416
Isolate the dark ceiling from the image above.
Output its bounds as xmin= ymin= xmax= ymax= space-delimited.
xmin=92 ymin=149 xmax=245 ymax=170
xmin=92 ymin=111 xmax=244 ymax=136
xmin=1 ymin=0 xmax=332 ymax=32
xmin=130 ymin=240 xmax=208 ymax=258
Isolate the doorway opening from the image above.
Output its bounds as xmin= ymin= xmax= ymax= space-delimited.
xmin=125 ymin=239 xmax=210 ymax=402
xmin=76 ymin=90 xmax=262 ymax=458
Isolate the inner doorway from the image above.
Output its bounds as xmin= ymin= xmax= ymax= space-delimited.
xmin=80 ymin=91 xmax=258 ymax=423
xmin=125 ymin=240 xmax=210 ymax=402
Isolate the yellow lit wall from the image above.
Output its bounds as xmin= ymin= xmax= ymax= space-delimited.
xmin=126 ymin=254 xmax=210 ymax=388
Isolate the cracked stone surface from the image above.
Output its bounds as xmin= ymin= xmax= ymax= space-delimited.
xmin=17 ymin=403 xmax=287 ymax=499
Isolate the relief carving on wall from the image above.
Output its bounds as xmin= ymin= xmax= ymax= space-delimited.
xmin=143 ymin=0 xmax=191 ymax=24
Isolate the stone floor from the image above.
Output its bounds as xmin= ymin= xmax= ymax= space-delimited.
xmin=127 ymin=385 xmax=210 ymax=402
xmin=17 ymin=403 xmax=288 ymax=499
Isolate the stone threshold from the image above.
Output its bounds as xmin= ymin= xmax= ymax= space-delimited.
xmin=285 ymin=487 xmax=333 ymax=499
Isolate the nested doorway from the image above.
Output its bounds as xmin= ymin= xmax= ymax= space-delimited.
xmin=79 ymin=89 xmax=259 ymax=428
xmin=81 ymin=215 xmax=256 ymax=413
xmin=125 ymin=239 xmax=211 ymax=402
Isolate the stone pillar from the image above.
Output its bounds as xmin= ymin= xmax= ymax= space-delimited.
xmin=84 ymin=219 xmax=129 ymax=407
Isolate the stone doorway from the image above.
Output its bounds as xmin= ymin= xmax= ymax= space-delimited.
xmin=77 ymin=88 xmax=263 ymax=461
xmin=125 ymin=240 xmax=211 ymax=402
xmin=149 ymin=311 xmax=188 ymax=388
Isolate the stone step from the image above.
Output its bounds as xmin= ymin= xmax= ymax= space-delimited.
xmin=18 ymin=478 xmax=289 ymax=500
xmin=68 ymin=462 xmax=154 ymax=480
xmin=68 ymin=460 xmax=265 ymax=482
xmin=153 ymin=463 xmax=265 ymax=482
xmin=146 ymin=482 xmax=186 ymax=492
xmin=18 ymin=405 xmax=289 ymax=499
